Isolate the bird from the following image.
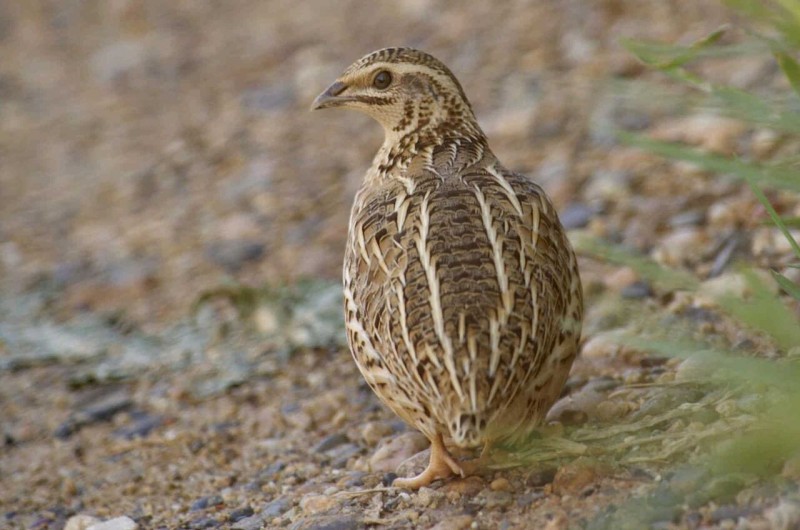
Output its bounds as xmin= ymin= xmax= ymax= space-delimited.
xmin=311 ymin=47 xmax=583 ymax=489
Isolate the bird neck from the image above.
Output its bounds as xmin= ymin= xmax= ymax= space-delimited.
xmin=372 ymin=117 xmax=488 ymax=181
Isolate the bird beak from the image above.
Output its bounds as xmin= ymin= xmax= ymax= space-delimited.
xmin=311 ymin=81 xmax=350 ymax=110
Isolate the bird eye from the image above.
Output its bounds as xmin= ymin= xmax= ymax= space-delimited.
xmin=372 ymin=70 xmax=392 ymax=90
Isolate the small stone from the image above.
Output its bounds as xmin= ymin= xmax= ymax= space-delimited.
xmin=187 ymin=516 xmax=219 ymax=529
xmin=360 ymin=421 xmax=394 ymax=446
xmin=765 ymin=500 xmax=800 ymax=530
xmin=413 ymin=487 xmax=441 ymax=509
xmin=674 ymin=353 xmax=718 ymax=382
xmin=442 ymin=476 xmax=485 ymax=499
xmin=369 ymin=431 xmax=428 ymax=473
xmin=552 ymin=459 xmax=607 ymax=495
xmin=489 ymin=477 xmax=512 ymax=492
xmin=231 ymin=514 xmax=267 ymax=530
xmin=579 ymin=333 xmax=620 ymax=360
xmin=190 ymin=495 xmax=224 ymax=511
xmin=261 ymin=497 xmax=291 ymax=519
xmin=65 ymin=515 xmax=101 ymax=530
xmin=546 ymin=382 xmax=606 ymax=423
xmin=313 ymin=433 xmax=349 ymax=453
xmin=229 ymin=506 xmax=254 ymax=523
xmin=481 ymin=490 xmax=513 ymax=509
xmin=620 ymin=281 xmax=652 ymax=299
xmin=296 ymin=515 xmax=360 ymax=530
xmin=299 ymin=493 xmax=338 ymax=515
xmin=526 ymin=467 xmax=557 ymax=487
xmin=652 ymin=227 xmax=708 ymax=267
xmin=595 ymin=400 xmax=634 ymax=421
xmin=205 ymin=240 xmax=265 ymax=272
xmin=559 ymin=203 xmax=594 ymax=230
xmin=86 ymin=516 xmax=138 ymax=530
xmin=429 ymin=514 xmax=473 ymax=530
xmin=603 ymin=267 xmax=638 ymax=292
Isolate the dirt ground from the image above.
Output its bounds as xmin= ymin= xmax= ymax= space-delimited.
xmin=2 ymin=1 xmax=799 ymax=529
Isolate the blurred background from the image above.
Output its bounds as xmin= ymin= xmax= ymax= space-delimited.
xmin=0 ymin=0 xmax=735 ymax=326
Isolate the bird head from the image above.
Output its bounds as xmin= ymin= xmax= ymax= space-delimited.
xmin=311 ymin=47 xmax=481 ymax=142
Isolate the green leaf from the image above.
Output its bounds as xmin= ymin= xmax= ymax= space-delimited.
xmin=571 ymin=235 xmax=698 ymax=292
xmin=717 ymin=269 xmax=800 ymax=350
xmin=619 ymin=133 xmax=800 ymax=192
xmin=743 ymin=173 xmax=800 ymax=259
xmin=776 ymin=52 xmax=800 ymax=98
xmin=773 ymin=271 xmax=800 ymax=299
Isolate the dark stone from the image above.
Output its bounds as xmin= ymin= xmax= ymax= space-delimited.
xmin=261 ymin=497 xmax=291 ymax=518
xmin=54 ymin=390 xmax=133 ymax=439
xmin=289 ymin=515 xmax=362 ymax=530
xmin=313 ymin=433 xmax=349 ymax=453
xmin=526 ymin=467 xmax=557 ymax=487
xmin=205 ymin=240 xmax=265 ymax=272
xmin=188 ymin=516 xmax=220 ymax=529
xmin=381 ymin=472 xmax=398 ymax=486
xmin=229 ymin=506 xmax=255 ymax=523
xmin=621 ymin=281 xmax=653 ymax=299
xmin=190 ymin=495 xmax=224 ymax=511
xmin=516 ymin=491 xmax=544 ymax=508
xmin=259 ymin=461 xmax=286 ymax=479
xmin=113 ymin=412 xmax=163 ymax=439
xmin=329 ymin=443 xmax=362 ymax=469
xmin=710 ymin=505 xmax=757 ymax=523
xmin=559 ymin=202 xmax=595 ymax=230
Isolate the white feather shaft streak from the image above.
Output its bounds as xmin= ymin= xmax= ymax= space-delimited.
xmin=415 ymin=191 xmax=464 ymax=401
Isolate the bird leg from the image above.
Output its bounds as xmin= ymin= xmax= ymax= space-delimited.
xmin=392 ymin=433 xmax=464 ymax=489
xmin=458 ymin=441 xmax=494 ymax=476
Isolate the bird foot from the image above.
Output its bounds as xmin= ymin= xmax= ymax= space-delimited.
xmin=392 ymin=434 xmax=464 ymax=489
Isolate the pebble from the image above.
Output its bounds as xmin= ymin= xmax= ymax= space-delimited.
xmin=442 ymin=476 xmax=485 ymax=499
xmin=312 ymin=432 xmax=349 ymax=453
xmin=652 ymin=227 xmax=708 ymax=267
xmin=551 ymin=459 xmax=606 ymax=495
xmin=292 ymin=515 xmax=360 ymax=530
xmin=674 ymin=353 xmax=719 ymax=382
xmin=429 ymin=514 xmax=473 ymax=530
xmin=190 ymin=495 xmax=224 ymax=512
xmin=620 ymin=281 xmax=653 ymax=299
xmin=65 ymin=515 xmax=101 ymax=530
xmin=413 ymin=487 xmax=442 ymax=509
xmin=368 ymin=431 xmax=429 ymax=473
xmin=231 ymin=514 xmax=269 ymax=530
xmin=490 ymin=477 xmax=512 ymax=492
xmin=765 ymin=500 xmax=800 ymax=530
xmin=228 ymin=506 xmax=254 ymax=523
xmin=526 ymin=467 xmax=557 ymax=488
xmin=359 ymin=421 xmax=394 ymax=446
xmin=299 ymin=493 xmax=339 ymax=515
xmin=603 ymin=266 xmax=639 ymax=292
xmin=55 ymin=390 xmax=133 ymax=439
xmin=261 ymin=497 xmax=291 ymax=519
xmin=559 ymin=203 xmax=595 ymax=230
xmin=204 ymin=239 xmax=265 ymax=272
xmin=86 ymin=517 xmax=138 ymax=530
xmin=480 ymin=490 xmax=514 ymax=509
xmin=546 ymin=381 xmax=607 ymax=423
xmin=578 ymin=333 xmax=620 ymax=360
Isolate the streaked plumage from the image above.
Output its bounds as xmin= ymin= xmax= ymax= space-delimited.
xmin=312 ymin=48 xmax=582 ymax=488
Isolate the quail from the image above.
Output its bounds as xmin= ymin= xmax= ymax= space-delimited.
xmin=312 ymin=48 xmax=583 ymax=489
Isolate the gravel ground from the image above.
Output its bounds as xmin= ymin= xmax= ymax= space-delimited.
xmin=2 ymin=1 xmax=799 ymax=529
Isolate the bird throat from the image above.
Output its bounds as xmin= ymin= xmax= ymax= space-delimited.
xmin=372 ymin=115 xmax=486 ymax=182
